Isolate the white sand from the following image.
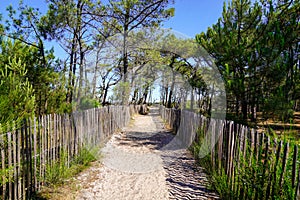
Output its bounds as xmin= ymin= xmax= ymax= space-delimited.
xmin=75 ymin=113 xmax=169 ymax=200
xmin=73 ymin=108 xmax=219 ymax=200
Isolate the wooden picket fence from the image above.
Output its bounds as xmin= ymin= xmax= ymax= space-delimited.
xmin=0 ymin=105 xmax=145 ymax=200
xmin=159 ymin=106 xmax=300 ymax=199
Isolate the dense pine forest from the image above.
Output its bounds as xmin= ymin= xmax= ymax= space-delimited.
xmin=0 ymin=0 xmax=299 ymax=133
xmin=197 ymin=0 xmax=300 ymax=136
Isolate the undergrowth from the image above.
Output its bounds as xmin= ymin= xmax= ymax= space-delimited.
xmin=190 ymin=129 xmax=233 ymax=199
xmin=33 ymin=145 xmax=100 ymax=199
xmin=190 ymin=128 xmax=299 ymax=200
xmin=46 ymin=146 xmax=99 ymax=185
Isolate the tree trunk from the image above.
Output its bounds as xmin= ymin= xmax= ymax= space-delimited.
xmin=67 ymin=34 xmax=77 ymax=104
xmin=102 ymin=85 xmax=109 ymax=105
xmin=167 ymin=72 xmax=175 ymax=108
xmin=92 ymin=65 xmax=99 ymax=99
xmin=143 ymin=86 xmax=149 ymax=104
xmin=132 ymin=88 xmax=138 ymax=104
xmin=235 ymin=97 xmax=239 ymax=116
xmin=72 ymin=52 xmax=77 ymax=101
xmin=190 ymin=89 xmax=194 ymax=110
xmin=164 ymin=86 xmax=168 ymax=106
xmin=77 ymin=41 xmax=84 ymax=106
xmin=76 ymin=0 xmax=84 ymax=107
xmin=121 ymin=8 xmax=130 ymax=105
xmin=92 ymin=43 xmax=103 ymax=98
xmin=241 ymin=94 xmax=248 ymax=120
xmin=208 ymin=84 xmax=215 ymax=116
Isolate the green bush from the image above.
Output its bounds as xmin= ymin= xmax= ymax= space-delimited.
xmin=45 ymin=150 xmax=69 ymax=185
xmin=0 ymin=57 xmax=35 ymax=131
xmin=0 ymin=166 xmax=14 ymax=186
xmin=78 ymin=97 xmax=100 ymax=110
xmin=72 ymin=146 xmax=99 ymax=166
xmin=262 ymin=93 xmax=294 ymax=122
xmin=44 ymin=146 xmax=100 ymax=186
xmin=190 ymin=128 xmax=299 ymax=200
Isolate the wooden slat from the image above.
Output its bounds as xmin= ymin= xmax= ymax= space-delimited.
xmin=25 ymin=120 xmax=31 ymax=197
xmin=7 ymin=132 xmax=12 ymax=200
xmin=47 ymin=114 xmax=50 ymax=169
xmin=296 ymin=160 xmax=300 ymax=199
xmin=17 ymin=129 xmax=22 ymax=199
xmin=235 ymin=125 xmax=243 ymax=198
xmin=229 ymin=121 xmax=235 ymax=180
xmin=249 ymin=128 xmax=255 ymax=168
xmin=0 ymin=106 xmax=142 ymax=198
xmin=58 ymin=114 xmax=62 ymax=160
xmin=226 ymin=121 xmax=232 ymax=176
xmin=210 ymin=119 xmax=216 ymax=170
xmin=158 ymin=106 xmax=300 ymax=199
xmin=12 ymin=129 xmax=17 ymax=200
xmin=33 ymin=117 xmax=37 ymax=190
xmin=217 ymin=120 xmax=224 ymax=174
xmin=40 ymin=116 xmax=44 ymax=188
xmin=265 ymin=138 xmax=276 ymax=199
xmin=279 ymin=143 xmax=289 ymax=188
xmin=260 ymin=135 xmax=269 ymax=199
xmin=292 ymin=145 xmax=298 ymax=188
xmin=1 ymin=134 xmax=7 ymax=200
xmin=49 ymin=114 xmax=53 ymax=165
xmin=271 ymin=140 xmax=282 ymax=198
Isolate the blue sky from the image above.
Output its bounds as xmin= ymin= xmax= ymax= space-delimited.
xmin=0 ymin=0 xmax=225 ymax=36
xmin=163 ymin=0 xmax=225 ymax=37
xmin=0 ymin=0 xmax=226 ymax=57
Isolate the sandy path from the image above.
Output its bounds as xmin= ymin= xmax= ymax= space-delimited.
xmin=74 ymin=107 xmax=219 ymax=200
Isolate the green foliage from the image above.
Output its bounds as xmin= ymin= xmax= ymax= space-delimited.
xmin=72 ymin=146 xmax=99 ymax=166
xmin=262 ymin=92 xmax=294 ymax=122
xmin=196 ymin=0 xmax=299 ymax=122
xmin=0 ymin=38 xmax=68 ymax=116
xmin=45 ymin=146 xmax=99 ymax=186
xmin=78 ymin=97 xmax=100 ymax=111
xmin=191 ymin=129 xmax=231 ymax=198
xmin=2 ymin=0 xmax=176 ymax=114
xmin=45 ymin=150 xmax=69 ymax=185
xmin=103 ymin=0 xmax=175 ymax=104
xmin=113 ymin=81 xmax=131 ymax=104
xmin=211 ymin=168 xmax=233 ymax=199
xmin=191 ymin=127 xmax=299 ymax=199
xmin=0 ymin=166 xmax=14 ymax=186
xmin=106 ymin=0 xmax=174 ymax=31
xmin=0 ymin=56 xmax=35 ymax=131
